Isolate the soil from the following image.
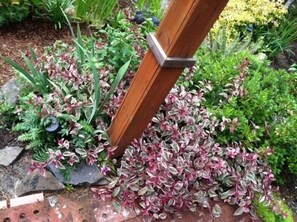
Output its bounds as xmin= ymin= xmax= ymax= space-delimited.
xmin=0 ymin=13 xmax=297 ymax=218
xmin=0 ymin=128 xmax=22 ymax=147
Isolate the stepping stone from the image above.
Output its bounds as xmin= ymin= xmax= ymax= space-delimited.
xmin=0 ymin=146 xmax=24 ymax=166
xmin=46 ymin=161 xmax=105 ymax=185
xmin=16 ymin=169 xmax=64 ymax=197
xmin=0 ymin=78 xmax=23 ymax=105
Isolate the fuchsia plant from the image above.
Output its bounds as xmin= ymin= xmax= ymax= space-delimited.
xmin=94 ymin=84 xmax=276 ymax=220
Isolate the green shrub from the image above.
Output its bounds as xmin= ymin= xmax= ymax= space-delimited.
xmin=135 ymin=0 xmax=164 ymax=17
xmin=253 ymin=193 xmax=294 ymax=222
xmin=190 ymin=48 xmax=297 ymax=180
xmin=212 ymin=0 xmax=287 ymax=39
xmin=0 ymin=0 xmax=30 ymax=26
xmin=37 ymin=0 xmax=74 ymax=29
xmin=74 ymin=0 xmax=117 ymax=27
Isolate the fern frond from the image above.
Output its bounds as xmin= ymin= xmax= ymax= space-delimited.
xmin=80 ymin=119 xmax=94 ymax=133
xmin=27 ymin=139 xmax=44 ymax=149
xmin=13 ymin=122 xmax=32 ymax=132
xmin=18 ymin=132 xmax=35 ymax=142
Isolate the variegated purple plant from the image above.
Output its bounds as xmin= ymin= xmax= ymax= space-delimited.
xmin=94 ymin=84 xmax=276 ymax=220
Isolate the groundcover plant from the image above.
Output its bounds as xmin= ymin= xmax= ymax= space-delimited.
xmin=94 ymin=83 xmax=278 ymax=220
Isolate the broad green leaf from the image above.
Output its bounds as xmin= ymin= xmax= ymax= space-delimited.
xmin=21 ymin=52 xmax=42 ymax=83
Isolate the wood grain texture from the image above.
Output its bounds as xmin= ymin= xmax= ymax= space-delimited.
xmin=108 ymin=0 xmax=229 ymax=157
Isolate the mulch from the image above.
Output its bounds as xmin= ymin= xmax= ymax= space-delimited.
xmin=0 ymin=18 xmax=92 ymax=87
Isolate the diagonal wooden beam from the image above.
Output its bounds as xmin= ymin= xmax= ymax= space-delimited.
xmin=108 ymin=0 xmax=229 ymax=157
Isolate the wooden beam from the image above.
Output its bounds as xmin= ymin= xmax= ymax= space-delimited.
xmin=108 ymin=0 xmax=229 ymax=157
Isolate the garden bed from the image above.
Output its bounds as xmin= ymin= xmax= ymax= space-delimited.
xmin=1 ymin=0 xmax=297 ymax=221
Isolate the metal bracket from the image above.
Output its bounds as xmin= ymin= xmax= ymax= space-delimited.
xmin=147 ymin=33 xmax=196 ymax=68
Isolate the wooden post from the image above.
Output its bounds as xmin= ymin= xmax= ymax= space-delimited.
xmin=109 ymin=0 xmax=229 ymax=157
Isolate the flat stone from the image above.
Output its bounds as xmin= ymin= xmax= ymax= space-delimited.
xmin=16 ymin=169 xmax=64 ymax=197
xmin=0 ymin=151 xmax=31 ymax=199
xmin=0 ymin=78 xmax=23 ymax=105
xmin=0 ymin=146 xmax=24 ymax=166
xmin=46 ymin=161 xmax=105 ymax=185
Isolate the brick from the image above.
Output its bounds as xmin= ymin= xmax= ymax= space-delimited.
xmin=10 ymin=193 xmax=44 ymax=207
xmin=94 ymin=204 xmax=137 ymax=222
xmin=0 ymin=201 xmax=48 ymax=222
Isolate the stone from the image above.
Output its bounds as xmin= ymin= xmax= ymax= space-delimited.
xmin=0 ymin=146 xmax=24 ymax=166
xmin=0 ymin=151 xmax=31 ymax=199
xmin=46 ymin=161 xmax=105 ymax=185
xmin=16 ymin=169 xmax=64 ymax=197
xmin=0 ymin=78 xmax=23 ymax=105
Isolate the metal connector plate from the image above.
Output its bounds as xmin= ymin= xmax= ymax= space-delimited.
xmin=147 ymin=33 xmax=196 ymax=68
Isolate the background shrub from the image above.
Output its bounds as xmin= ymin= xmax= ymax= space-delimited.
xmin=190 ymin=47 xmax=297 ymax=180
xmin=253 ymin=193 xmax=294 ymax=222
xmin=0 ymin=0 xmax=30 ymax=26
xmin=212 ymin=0 xmax=287 ymax=39
xmin=74 ymin=0 xmax=117 ymax=27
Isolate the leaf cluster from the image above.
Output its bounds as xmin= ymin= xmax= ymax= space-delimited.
xmin=191 ymin=48 xmax=297 ymax=180
xmin=253 ymin=193 xmax=294 ymax=222
xmin=107 ymin=86 xmax=275 ymax=219
xmin=0 ymin=0 xmax=30 ymax=26
xmin=74 ymin=0 xmax=117 ymax=27
xmin=6 ymin=19 xmax=147 ymax=175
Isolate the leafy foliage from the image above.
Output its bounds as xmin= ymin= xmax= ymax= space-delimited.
xmin=135 ymin=0 xmax=165 ymax=17
xmin=0 ymin=0 xmax=30 ymax=26
xmin=0 ymin=100 xmax=17 ymax=129
xmin=253 ymin=193 xmax=294 ymax=222
xmin=213 ymin=0 xmax=287 ymax=39
xmin=1 ymin=49 xmax=51 ymax=95
xmin=262 ymin=17 xmax=297 ymax=57
xmin=74 ymin=0 xmax=117 ymax=27
xmin=36 ymin=0 xmax=74 ymax=29
xmin=191 ymin=48 xmax=297 ymax=180
xmin=0 ymin=0 xmax=74 ymax=28
xmin=93 ymin=86 xmax=276 ymax=219
xmin=12 ymin=93 xmax=56 ymax=150
xmin=7 ymin=16 xmax=147 ymax=173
